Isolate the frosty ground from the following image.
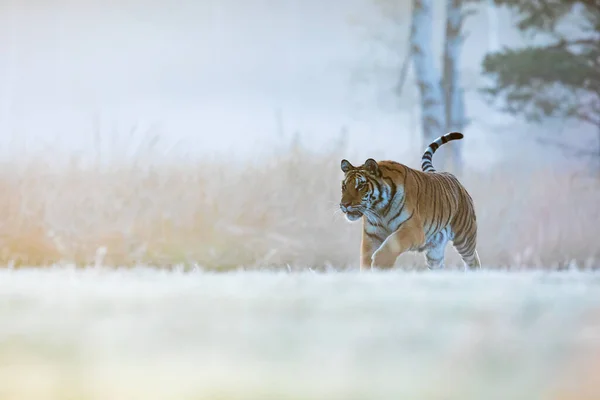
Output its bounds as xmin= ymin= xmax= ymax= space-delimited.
xmin=1 ymin=267 xmax=599 ymax=400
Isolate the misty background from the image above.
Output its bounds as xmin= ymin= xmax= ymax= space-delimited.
xmin=1 ymin=3 xmax=599 ymax=398
xmin=0 ymin=0 xmax=582 ymax=168
xmin=0 ymin=0 xmax=597 ymax=269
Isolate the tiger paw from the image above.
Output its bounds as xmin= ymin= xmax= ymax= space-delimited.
xmin=371 ymin=249 xmax=396 ymax=269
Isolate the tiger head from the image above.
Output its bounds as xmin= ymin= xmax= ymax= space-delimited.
xmin=339 ymin=158 xmax=381 ymax=222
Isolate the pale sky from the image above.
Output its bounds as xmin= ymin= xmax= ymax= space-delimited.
xmin=0 ymin=0 xmax=575 ymax=168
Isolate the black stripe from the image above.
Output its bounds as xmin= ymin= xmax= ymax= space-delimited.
xmin=381 ymin=166 xmax=405 ymax=215
xmin=447 ymin=132 xmax=464 ymax=141
xmin=379 ymin=162 xmax=402 ymax=170
xmin=380 ymin=177 xmax=397 ymax=215
xmin=453 ymin=231 xmax=466 ymax=248
xmin=442 ymin=207 xmax=453 ymax=231
xmin=441 ymin=135 xmax=448 ymax=144
xmin=463 ymin=235 xmax=476 ymax=253
xmin=457 ymin=242 xmax=475 ymax=258
xmin=461 ymin=227 xmax=475 ymax=247
xmin=430 ymin=142 xmax=439 ymax=151
xmin=454 ymin=205 xmax=468 ymax=233
xmin=430 ymin=190 xmax=440 ymax=235
xmin=439 ymin=182 xmax=454 ymax=229
xmin=401 ymin=211 xmax=414 ymax=225
xmin=367 ymin=178 xmax=376 ymax=194
xmin=369 ymin=179 xmax=385 ymax=208
xmin=388 ymin=202 xmax=405 ymax=226
xmin=464 ymin=228 xmax=476 ymax=253
xmin=455 ymin=230 xmax=475 ymax=254
xmin=422 ymin=150 xmax=435 ymax=171
xmin=444 ymin=181 xmax=458 ymax=226
xmin=412 ymin=170 xmax=423 ymax=203
xmin=365 ymin=230 xmax=384 ymax=242
xmin=461 ymin=216 xmax=474 ymax=240
xmin=429 ymin=191 xmax=438 ymax=233
xmin=454 ymin=237 xmax=466 ymax=247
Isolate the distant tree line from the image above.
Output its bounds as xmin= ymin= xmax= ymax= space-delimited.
xmin=482 ymin=0 xmax=600 ymax=164
xmin=364 ymin=0 xmax=600 ymax=172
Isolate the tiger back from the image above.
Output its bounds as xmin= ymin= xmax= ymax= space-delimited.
xmin=339 ymin=132 xmax=481 ymax=270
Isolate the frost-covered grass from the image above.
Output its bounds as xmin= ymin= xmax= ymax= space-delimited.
xmin=0 ymin=141 xmax=599 ymax=269
xmin=1 ymin=267 xmax=599 ymax=400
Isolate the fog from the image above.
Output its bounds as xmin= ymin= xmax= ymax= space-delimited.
xmin=1 ymin=4 xmax=599 ymax=397
xmin=0 ymin=0 xmax=565 ymax=167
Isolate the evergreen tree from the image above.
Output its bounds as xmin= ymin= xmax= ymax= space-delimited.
xmin=482 ymin=0 xmax=600 ymax=160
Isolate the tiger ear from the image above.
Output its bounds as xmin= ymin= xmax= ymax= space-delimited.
xmin=363 ymin=158 xmax=380 ymax=176
xmin=340 ymin=159 xmax=354 ymax=173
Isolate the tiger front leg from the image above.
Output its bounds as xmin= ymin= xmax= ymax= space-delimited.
xmin=371 ymin=216 xmax=425 ymax=269
xmin=360 ymin=228 xmax=384 ymax=272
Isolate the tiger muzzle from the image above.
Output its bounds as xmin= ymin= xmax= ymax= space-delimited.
xmin=340 ymin=203 xmax=363 ymax=220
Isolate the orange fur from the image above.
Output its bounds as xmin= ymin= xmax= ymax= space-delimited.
xmin=340 ymin=132 xmax=480 ymax=271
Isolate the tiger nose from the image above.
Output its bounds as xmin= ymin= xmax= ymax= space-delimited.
xmin=340 ymin=202 xmax=351 ymax=212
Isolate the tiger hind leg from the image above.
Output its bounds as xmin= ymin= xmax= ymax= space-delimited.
xmin=424 ymin=230 xmax=450 ymax=270
xmin=467 ymin=250 xmax=482 ymax=269
xmin=453 ymin=233 xmax=481 ymax=270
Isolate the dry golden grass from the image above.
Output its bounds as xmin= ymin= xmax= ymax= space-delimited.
xmin=0 ymin=141 xmax=598 ymax=270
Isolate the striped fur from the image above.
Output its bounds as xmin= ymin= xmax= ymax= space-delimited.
xmin=421 ymin=131 xmax=463 ymax=172
xmin=339 ymin=132 xmax=480 ymax=271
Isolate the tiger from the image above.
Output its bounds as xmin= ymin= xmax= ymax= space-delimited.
xmin=339 ymin=132 xmax=481 ymax=271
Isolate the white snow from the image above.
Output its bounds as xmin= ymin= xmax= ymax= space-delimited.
xmin=1 ymin=267 xmax=599 ymax=399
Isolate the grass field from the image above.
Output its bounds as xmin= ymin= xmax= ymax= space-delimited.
xmin=0 ymin=140 xmax=598 ymax=269
xmin=1 ymin=136 xmax=599 ymax=398
xmin=1 ymin=267 xmax=599 ymax=400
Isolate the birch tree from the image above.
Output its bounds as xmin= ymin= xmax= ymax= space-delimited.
xmin=356 ymin=0 xmax=474 ymax=173
xmin=442 ymin=0 xmax=471 ymax=175
xmin=410 ymin=0 xmax=446 ymax=151
xmin=411 ymin=0 xmax=470 ymax=173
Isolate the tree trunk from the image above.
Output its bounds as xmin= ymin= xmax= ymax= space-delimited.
xmin=410 ymin=0 xmax=446 ymax=168
xmin=443 ymin=0 xmax=465 ymax=175
xmin=486 ymin=0 xmax=499 ymax=53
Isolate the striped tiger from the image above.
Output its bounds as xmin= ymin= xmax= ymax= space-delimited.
xmin=339 ymin=132 xmax=481 ymax=271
